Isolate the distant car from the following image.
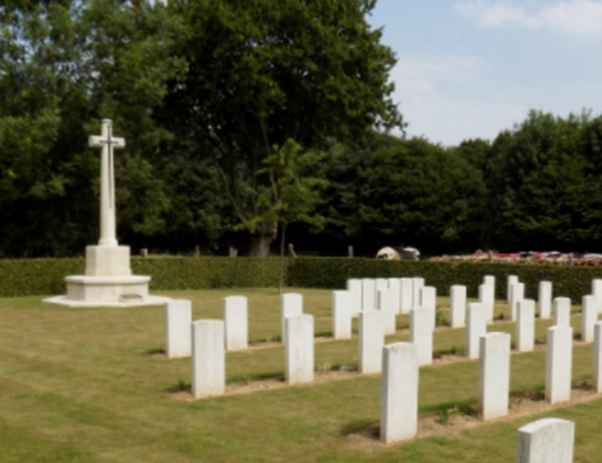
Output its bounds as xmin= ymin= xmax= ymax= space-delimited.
xmin=376 ymin=246 xmax=420 ymax=260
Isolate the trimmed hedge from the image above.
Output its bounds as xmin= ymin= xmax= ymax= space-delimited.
xmin=286 ymin=257 xmax=602 ymax=301
xmin=0 ymin=255 xmax=600 ymax=301
xmin=0 ymin=256 xmax=284 ymax=297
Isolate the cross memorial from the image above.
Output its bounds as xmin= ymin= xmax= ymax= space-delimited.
xmin=89 ymin=119 xmax=125 ymax=247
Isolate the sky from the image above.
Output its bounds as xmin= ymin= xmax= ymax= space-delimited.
xmin=366 ymin=0 xmax=602 ymax=146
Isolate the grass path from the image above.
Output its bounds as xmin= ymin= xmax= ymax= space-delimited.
xmin=0 ymin=288 xmax=599 ymax=462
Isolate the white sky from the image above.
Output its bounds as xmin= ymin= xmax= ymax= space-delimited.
xmin=367 ymin=0 xmax=602 ymax=146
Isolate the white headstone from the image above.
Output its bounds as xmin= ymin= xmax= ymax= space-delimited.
xmin=479 ymin=332 xmax=510 ymax=420
xmin=399 ymin=278 xmax=413 ymax=314
xmin=332 ymin=290 xmax=352 ymax=340
xmin=553 ymin=297 xmax=572 ymax=327
xmin=346 ymin=278 xmax=362 ymax=317
xmin=412 ymin=277 xmax=425 ymax=307
xmin=450 ymin=285 xmax=467 ymax=328
xmin=581 ymin=295 xmax=598 ymax=343
xmin=538 ymin=281 xmax=552 ymax=319
xmin=516 ymin=299 xmax=535 ymax=352
xmin=387 ymin=278 xmax=401 ymax=313
xmin=375 ymin=278 xmax=388 ymax=292
xmin=359 ymin=311 xmax=384 ymax=374
xmin=479 ymin=283 xmax=495 ymax=324
xmin=281 ymin=292 xmax=303 ymax=343
xmin=467 ymin=302 xmax=487 ymax=359
xmin=362 ymin=278 xmax=376 ymax=312
xmin=410 ymin=307 xmax=433 ymax=366
xmin=165 ymin=299 xmax=192 ymax=358
xmin=191 ymin=319 xmax=225 ymax=399
xmin=545 ymin=325 xmax=573 ymax=405
xmin=516 ymin=418 xmax=575 ymax=463
xmin=378 ymin=288 xmax=397 ymax=335
xmin=594 ymin=322 xmax=602 ymax=393
xmin=483 ymin=274 xmax=495 ymax=291
xmin=284 ymin=314 xmax=314 ymax=384
xmin=511 ymin=282 xmax=525 ymax=322
xmin=420 ymin=285 xmax=437 ymax=330
xmin=380 ymin=342 xmax=419 ymax=444
xmin=507 ymin=275 xmax=518 ymax=304
xmin=224 ymin=296 xmax=248 ymax=351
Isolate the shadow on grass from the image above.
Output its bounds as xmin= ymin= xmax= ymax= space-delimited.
xmin=340 ymin=418 xmax=380 ymax=439
xmin=144 ymin=348 xmax=166 ymax=357
xmin=165 ymin=379 xmax=191 ymax=394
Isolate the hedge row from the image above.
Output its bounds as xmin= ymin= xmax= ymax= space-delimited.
xmin=286 ymin=258 xmax=602 ymax=301
xmin=0 ymin=256 xmax=601 ymax=301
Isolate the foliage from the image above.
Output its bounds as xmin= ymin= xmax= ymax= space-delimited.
xmin=2 ymin=255 xmax=600 ymax=301
xmin=164 ymin=0 xmax=402 ymax=254
xmin=324 ymin=132 xmax=486 ymax=255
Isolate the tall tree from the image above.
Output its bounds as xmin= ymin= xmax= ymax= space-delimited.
xmin=0 ymin=0 xmax=187 ymax=256
xmin=164 ymin=0 xmax=402 ymax=256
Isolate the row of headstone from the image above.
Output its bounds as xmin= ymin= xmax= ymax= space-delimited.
xmin=380 ymin=320 xmax=589 ymax=447
xmin=346 ymin=277 xmax=426 ymax=316
xmin=165 ymin=297 xmax=249 ymax=359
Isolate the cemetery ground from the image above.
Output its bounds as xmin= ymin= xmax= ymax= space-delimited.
xmin=0 ymin=289 xmax=601 ymax=462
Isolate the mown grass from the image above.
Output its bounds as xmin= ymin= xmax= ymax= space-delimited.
xmin=0 ymin=288 xmax=599 ymax=462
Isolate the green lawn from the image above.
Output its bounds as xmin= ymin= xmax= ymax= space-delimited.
xmin=0 ymin=288 xmax=598 ymax=462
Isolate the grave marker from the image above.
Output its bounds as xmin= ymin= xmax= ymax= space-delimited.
xmin=467 ymin=302 xmax=487 ymax=359
xmin=538 ymin=281 xmax=552 ymax=319
xmin=545 ymin=325 xmax=573 ymax=405
xmin=553 ymin=297 xmax=572 ymax=327
xmin=165 ymin=299 xmax=192 ymax=358
xmin=285 ymin=314 xmax=314 ymax=384
xmin=380 ymin=342 xmax=419 ymax=444
xmin=479 ymin=332 xmax=510 ymax=420
xmin=410 ymin=307 xmax=433 ymax=366
xmin=516 ymin=299 xmax=535 ymax=352
xmin=281 ymin=293 xmax=303 ymax=343
xmin=332 ymin=290 xmax=352 ymax=340
xmin=359 ymin=311 xmax=384 ymax=373
xmin=450 ymin=285 xmax=467 ymax=328
xmin=191 ymin=320 xmax=225 ymax=399
xmin=516 ymin=418 xmax=574 ymax=463
xmin=224 ymin=296 xmax=248 ymax=351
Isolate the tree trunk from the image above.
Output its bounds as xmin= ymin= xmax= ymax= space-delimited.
xmin=249 ymin=221 xmax=278 ymax=257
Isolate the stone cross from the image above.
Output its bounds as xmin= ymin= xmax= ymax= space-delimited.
xmin=89 ymin=119 xmax=125 ymax=247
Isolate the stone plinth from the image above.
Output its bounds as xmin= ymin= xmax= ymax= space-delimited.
xmin=44 ymin=120 xmax=169 ymax=308
xmin=45 ymin=274 xmax=168 ymax=308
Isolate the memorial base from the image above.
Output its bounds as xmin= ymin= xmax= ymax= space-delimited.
xmin=44 ymin=246 xmax=170 ymax=308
